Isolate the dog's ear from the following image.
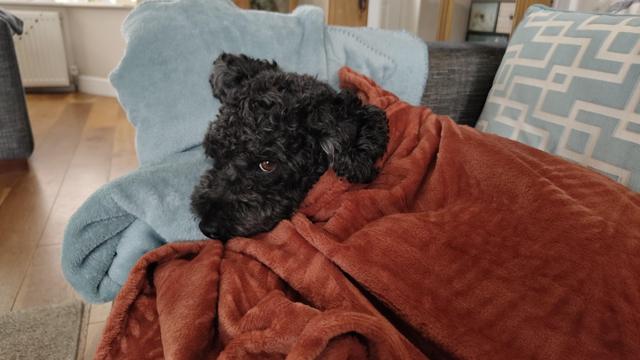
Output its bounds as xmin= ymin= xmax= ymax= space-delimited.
xmin=210 ymin=53 xmax=279 ymax=103
xmin=318 ymin=90 xmax=388 ymax=183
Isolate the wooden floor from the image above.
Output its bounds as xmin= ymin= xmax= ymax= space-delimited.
xmin=0 ymin=93 xmax=138 ymax=359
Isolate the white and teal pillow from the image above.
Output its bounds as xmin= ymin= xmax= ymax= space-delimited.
xmin=477 ymin=5 xmax=640 ymax=192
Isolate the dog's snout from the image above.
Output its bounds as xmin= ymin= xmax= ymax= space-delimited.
xmin=199 ymin=221 xmax=217 ymax=239
xmin=199 ymin=221 xmax=230 ymax=241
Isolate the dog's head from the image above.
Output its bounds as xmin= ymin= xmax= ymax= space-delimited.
xmin=191 ymin=53 xmax=388 ymax=241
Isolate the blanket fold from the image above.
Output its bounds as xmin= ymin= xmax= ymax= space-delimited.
xmin=61 ymin=0 xmax=429 ymax=303
xmin=95 ymin=68 xmax=640 ymax=360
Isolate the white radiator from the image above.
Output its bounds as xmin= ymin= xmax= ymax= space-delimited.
xmin=11 ymin=10 xmax=70 ymax=88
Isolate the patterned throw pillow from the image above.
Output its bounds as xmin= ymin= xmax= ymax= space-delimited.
xmin=476 ymin=5 xmax=640 ymax=192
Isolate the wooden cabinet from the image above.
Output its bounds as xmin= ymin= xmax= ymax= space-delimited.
xmin=327 ymin=0 xmax=368 ymax=26
xmin=234 ymin=0 xmax=250 ymax=9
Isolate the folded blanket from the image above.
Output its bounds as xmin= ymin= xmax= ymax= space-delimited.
xmin=95 ymin=68 xmax=640 ymax=360
xmin=62 ymin=0 xmax=429 ymax=303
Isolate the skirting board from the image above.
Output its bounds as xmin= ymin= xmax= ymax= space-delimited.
xmin=77 ymin=75 xmax=117 ymax=97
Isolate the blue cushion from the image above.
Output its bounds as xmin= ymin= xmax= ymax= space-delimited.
xmin=110 ymin=0 xmax=428 ymax=165
xmin=477 ymin=5 xmax=640 ymax=192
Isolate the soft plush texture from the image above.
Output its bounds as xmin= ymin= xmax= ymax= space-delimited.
xmin=95 ymin=68 xmax=640 ymax=360
xmin=111 ymin=0 xmax=427 ymax=165
xmin=477 ymin=5 xmax=640 ymax=192
xmin=62 ymin=0 xmax=428 ymax=303
xmin=63 ymin=151 xmax=208 ymax=302
xmin=192 ymin=53 xmax=389 ymax=241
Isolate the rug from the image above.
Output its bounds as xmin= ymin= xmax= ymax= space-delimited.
xmin=0 ymin=301 xmax=85 ymax=360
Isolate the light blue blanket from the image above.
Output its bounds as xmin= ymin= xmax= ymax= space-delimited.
xmin=62 ymin=0 xmax=428 ymax=303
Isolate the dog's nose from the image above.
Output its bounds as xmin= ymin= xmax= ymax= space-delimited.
xmin=199 ymin=221 xmax=218 ymax=239
xmin=199 ymin=221 xmax=231 ymax=242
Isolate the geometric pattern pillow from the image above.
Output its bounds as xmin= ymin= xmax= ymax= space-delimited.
xmin=476 ymin=5 xmax=640 ymax=192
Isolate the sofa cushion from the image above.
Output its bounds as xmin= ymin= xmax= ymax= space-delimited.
xmin=476 ymin=5 xmax=640 ymax=192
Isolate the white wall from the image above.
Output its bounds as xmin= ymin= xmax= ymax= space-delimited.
xmin=449 ymin=0 xmax=471 ymax=42
xmin=368 ymin=0 xmax=422 ymax=34
xmin=304 ymin=0 xmax=439 ymax=41
xmin=417 ymin=0 xmax=440 ymax=41
xmin=553 ymin=0 xmax=617 ymax=12
xmin=3 ymin=4 xmax=129 ymax=96
xmin=65 ymin=8 xmax=128 ymax=80
xmin=304 ymin=0 xmax=466 ymax=42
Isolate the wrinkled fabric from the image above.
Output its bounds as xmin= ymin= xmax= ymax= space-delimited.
xmin=96 ymin=68 xmax=640 ymax=360
xmin=62 ymin=0 xmax=429 ymax=303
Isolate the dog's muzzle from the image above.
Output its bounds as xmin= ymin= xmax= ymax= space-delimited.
xmin=199 ymin=221 xmax=226 ymax=241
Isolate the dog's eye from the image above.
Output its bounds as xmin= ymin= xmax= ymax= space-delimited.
xmin=258 ymin=160 xmax=276 ymax=173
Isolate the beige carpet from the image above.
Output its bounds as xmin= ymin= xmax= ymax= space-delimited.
xmin=0 ymin=301 xmax=85 ymax=360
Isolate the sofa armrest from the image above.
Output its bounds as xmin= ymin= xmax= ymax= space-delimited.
xmin=0 ymin=14 xmax=33 ymax=159
xmin=421 ymin=41 xmax=506 ymax=127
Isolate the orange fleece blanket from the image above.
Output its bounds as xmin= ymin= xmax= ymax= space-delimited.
xmin=96 ymin=68 xmax=640 ymax=360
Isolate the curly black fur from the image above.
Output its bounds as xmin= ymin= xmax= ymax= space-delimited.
xmin=191 ymin=53 xmax=389 ymax=241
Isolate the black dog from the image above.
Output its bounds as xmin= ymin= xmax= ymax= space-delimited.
xmin=191 ymin=53 xmax=388 ymax=241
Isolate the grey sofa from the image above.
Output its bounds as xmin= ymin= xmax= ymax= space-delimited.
xmin=0 ymin=10 xmax=33 ymax=160
xmin=421 ymin=41 xmax=506 ymax=126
